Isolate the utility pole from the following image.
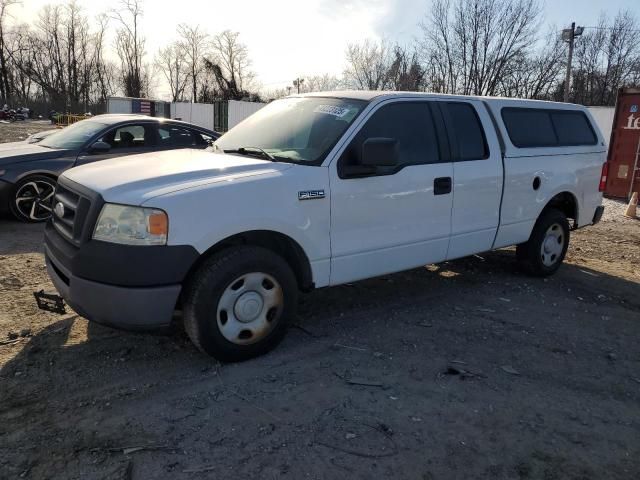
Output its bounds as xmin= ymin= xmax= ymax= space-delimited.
xmin=562 ymin=22 xmax=584 ymax=103
xmin=293 ymin=77 xmax=304 ymax=94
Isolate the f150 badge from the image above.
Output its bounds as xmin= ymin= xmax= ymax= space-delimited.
xmin=298 ymin=190 xmax=325 ymax=200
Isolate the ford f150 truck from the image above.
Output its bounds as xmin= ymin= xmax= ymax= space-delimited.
xmin=43 ymin=92 xmax=607 ymax=361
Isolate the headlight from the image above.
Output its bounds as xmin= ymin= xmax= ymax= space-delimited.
xmin=93 ymin=204 xmax=168 ymax=245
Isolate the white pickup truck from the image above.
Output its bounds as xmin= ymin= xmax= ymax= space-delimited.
xmin=43 ymin=92 xmax=607 ymax=361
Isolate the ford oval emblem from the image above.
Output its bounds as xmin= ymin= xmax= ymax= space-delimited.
xmin=54 ymin=202 xmax=65 ymax=218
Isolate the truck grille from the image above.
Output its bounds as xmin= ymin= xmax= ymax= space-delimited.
xmin=51 ymin=183 xmax=92 ymax=245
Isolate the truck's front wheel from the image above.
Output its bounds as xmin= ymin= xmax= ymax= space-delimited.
xmin=183 ymin=246 xmax=298 ymax=362
xmin=516 ymin=208 xmax=570 ymax=277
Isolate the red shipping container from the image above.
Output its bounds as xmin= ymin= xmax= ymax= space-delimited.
xmin=605 ymin=88 xmax=640 ymax=199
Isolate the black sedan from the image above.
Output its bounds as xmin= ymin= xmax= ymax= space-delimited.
xmin=0 ymin=114 xmax=219 ymax=222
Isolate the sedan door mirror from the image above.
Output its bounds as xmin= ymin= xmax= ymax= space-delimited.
xmin=89 ymin=141 xmax=111 ymax=154
xmin=361 ymin=137 xmax=399 ymax=167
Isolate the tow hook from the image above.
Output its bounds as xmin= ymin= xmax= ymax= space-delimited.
xmin=33 ymin=290 xmax=66 ymax=315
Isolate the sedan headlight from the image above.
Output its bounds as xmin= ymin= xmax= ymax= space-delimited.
xmin=93 ymin=204 xmax=168 ymax=245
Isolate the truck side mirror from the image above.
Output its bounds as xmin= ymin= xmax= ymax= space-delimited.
xmin=89 ymin=141 xmax=111 ymax=154
xmin=361 ymin=137 xmax=399 ymax=167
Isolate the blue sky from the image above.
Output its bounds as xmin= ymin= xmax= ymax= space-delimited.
xmin=11 ymin=0 xmax=640 ymax=98
xmin=376 ymin=0 xmax=640 ymax=46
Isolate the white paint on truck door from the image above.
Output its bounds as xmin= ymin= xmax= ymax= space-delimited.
xmin=329 ymin=100 xmax=453 ymax=285
xmin=443 ymin=100 xmax=503 ymax=260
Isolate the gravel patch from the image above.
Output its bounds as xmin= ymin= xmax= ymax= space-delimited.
xmin=602 ymin=197 xmax=638 ymax=223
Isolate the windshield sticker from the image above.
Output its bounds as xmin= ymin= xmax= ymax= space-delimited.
xmin=314 ymin=105 xmax=350 ymax=117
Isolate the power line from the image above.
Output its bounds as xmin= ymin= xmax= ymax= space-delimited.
xmin=556 ymin=26 xmax=640 ymax=33
xmin=583 ymin=26 xmax=640 ymax=32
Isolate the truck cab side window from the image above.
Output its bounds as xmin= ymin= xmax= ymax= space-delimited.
xmin=341 ymin=102 xmax=440 ymax=175
xmin=445 ymin=102 xmax=488 ymax=160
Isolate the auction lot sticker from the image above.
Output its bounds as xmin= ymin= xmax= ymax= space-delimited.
xmin=314 ymin=105 xmax=350 ymax=117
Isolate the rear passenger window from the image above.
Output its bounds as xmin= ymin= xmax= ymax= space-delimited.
xmin=551 ymin=111 xmax=597 ymax=146
xmin=158 ymin=126 xmax=198 ymax=147
xmin=501 ymin=108 xmax=597 ymax=148
xmin=446 ymin=102 xmax=488 ymax=160
xmin=101 ymin=124 xmax=152 ymax=149
xmin=341 ymin=102 xmax=440 ymax=174
xmin=501 ymin=109 xmax=557 ymax=147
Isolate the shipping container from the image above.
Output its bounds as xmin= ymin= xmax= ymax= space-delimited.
xmin=107 ymin=97 xmax=132 ymax=114
xmin=107 ymin=97 xmax=171 ymax=119
xmin=604 ymin=88 xmax=640 ymax=199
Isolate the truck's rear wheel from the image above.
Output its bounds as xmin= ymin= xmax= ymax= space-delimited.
xmin=516 ymin=208 xmax=570 ymax=277
xmin=183 ymin=246 xmax=298 ymax=362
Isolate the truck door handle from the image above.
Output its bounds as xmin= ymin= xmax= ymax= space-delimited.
xmin=434 ymin=177 xmax=452 ymax=195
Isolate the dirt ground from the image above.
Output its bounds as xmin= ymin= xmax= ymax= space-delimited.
xmin=0 ymin=120 xmax=56 ymax=143
xmin=1 ymin=125 xmax=639 ymax=479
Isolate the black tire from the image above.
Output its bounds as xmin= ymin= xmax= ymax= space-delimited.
xmin=183 ymin=246 xmax=298 ymax=362
xmin=9 ymin=175 xmax=57 ymax=222
xmin=516 ymin=208 xmax=570 ymax=277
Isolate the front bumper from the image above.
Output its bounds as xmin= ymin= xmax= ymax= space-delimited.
xmin=45 ymin=243 xmax=181 ymax=330
xmin=44 ymin=220 xmax=199 ymax=331
xmin=0 ymin=179 xmax=13 ymax=215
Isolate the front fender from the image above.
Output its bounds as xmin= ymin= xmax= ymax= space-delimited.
xmin=144 ymin=165 xmax=332 ymax=287
xmin=2 ymin=157 xmax=75 ymax=184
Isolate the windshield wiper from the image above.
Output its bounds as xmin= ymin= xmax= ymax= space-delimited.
xmin=224 ymin=147 xmax=276 ymax=161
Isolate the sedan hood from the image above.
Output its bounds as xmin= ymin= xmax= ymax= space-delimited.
xmin=0 ymin=142 xmax=68 ymax=166
xmin=62 ymin=149 xmax=293 ymax=205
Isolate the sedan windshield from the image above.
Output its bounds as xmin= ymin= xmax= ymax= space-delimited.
xmin=213 ymin=97 xmax=367 ymax=164
xmin=39 ymin=120 xmax=107 ymax=150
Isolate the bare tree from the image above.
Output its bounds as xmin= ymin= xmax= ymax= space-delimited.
xmin=498 ymin=29 xmax=565 ymax=99
xmin=343 ymin=39 xmax=393 ymax=90
xmin=387 ymin=46 xmax=425 ymax=91
xmin=140 ymin=61 xmax=158 ymax=98
xmin=208 ymin=30 xmax=255 ymax=94
xmin=569 ymin=11 xmax=640 ymax=105
xmin=420 ymin=0 xmax=457 ymax=93
xmin=0 ymin=0 xmax=19 ymax=103
xmin=7 ymin=24 xmax=31 ymax=102
xmin=177 ymin=23 xmax=208 ymax=102
xmin=8 ymin=1 xmax=115 ymax=112
xmin=111 ymin=0 xmax=145 ymax=97
xmin=420 ymin=0 xmax=541 ymax=96
xmin=598 ymin=11 xmax=639 ymax=104
xmin=91 ymin=14 xmax=117 ymax=106
xmin=17 ymin=4 xmax=74 ymax=108
xmin=299 ymin=74 xmax=342 ymax=93
xmin=155 ymin=42 xmax=189 ymax=101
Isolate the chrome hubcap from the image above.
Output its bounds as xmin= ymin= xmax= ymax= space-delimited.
xmin=15 ymin=180 xmax=56 ymax=221
xmin=217 ymin=272 xmax=283 ymax=345
xmin=540 ymin=223 xmax=565 ymax=267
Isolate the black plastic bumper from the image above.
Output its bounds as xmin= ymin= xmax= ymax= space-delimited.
xmin=44 ymin=221 xmax=199 ymax=287
xmin=0 ymin=179 xmax=13 ymax=215
xmin=44 ymin=221 xmax=200 ymax=330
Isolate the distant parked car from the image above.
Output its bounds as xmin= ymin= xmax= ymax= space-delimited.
xmin=26 ymin=129 xmax=58 ymax=144
xmin=0 ymin=114 xmax=220 ymax=222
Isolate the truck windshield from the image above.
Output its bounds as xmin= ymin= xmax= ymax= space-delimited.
xmin=213 ymin=97 xmax=367 ymax=164
xmin=39 ymin=120 xmax=107 ymax=150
